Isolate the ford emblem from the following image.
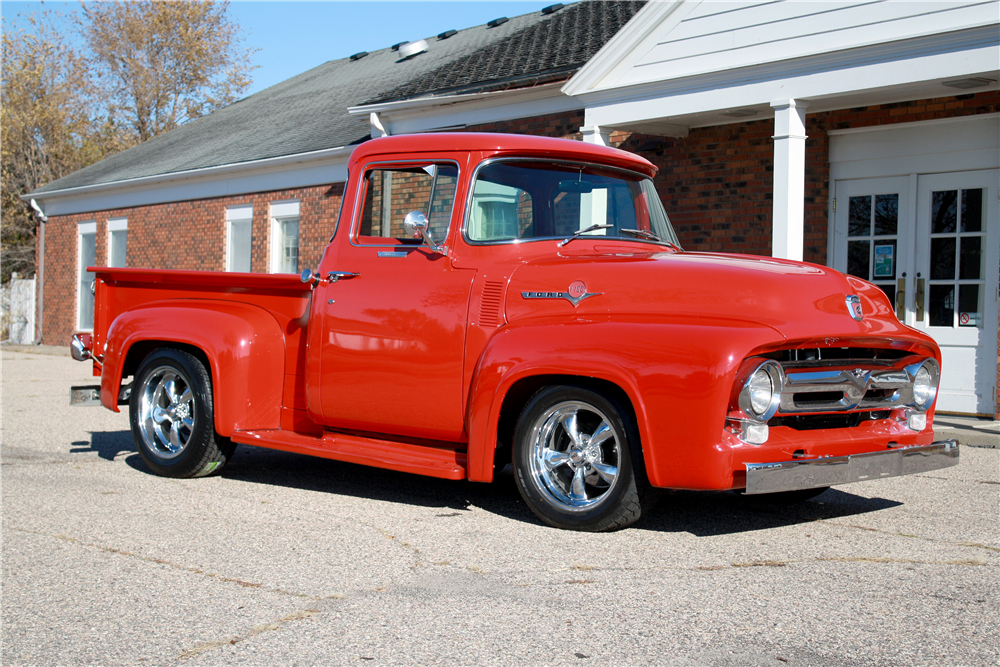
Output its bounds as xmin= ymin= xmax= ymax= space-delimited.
xmin=846 ymin=295 xmax=863 ymax=321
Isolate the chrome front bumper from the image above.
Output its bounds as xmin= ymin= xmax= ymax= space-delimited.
xmin=744 ymin=440 xmax=959 ymax=495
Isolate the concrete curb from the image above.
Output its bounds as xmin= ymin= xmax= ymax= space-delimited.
xmin=934 ymin=414 xmax=999 ymax=449
xmin=0 ymin=343 xmax=70 ymax=356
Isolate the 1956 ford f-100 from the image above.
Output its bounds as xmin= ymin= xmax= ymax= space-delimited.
xmin=71 ymin=133 xmax=958 ymax=531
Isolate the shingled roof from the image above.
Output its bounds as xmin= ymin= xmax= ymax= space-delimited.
xmin=34 ymin=0 xmax=645 ymax=196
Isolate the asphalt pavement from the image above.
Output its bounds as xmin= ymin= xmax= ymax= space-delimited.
xmin=2 ymin=347 xmax=998 ymax=666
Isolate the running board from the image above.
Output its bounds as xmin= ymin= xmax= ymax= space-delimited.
xmin=230 ymin=429 xmax=467 ymax=480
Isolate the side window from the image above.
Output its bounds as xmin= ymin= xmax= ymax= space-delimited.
xmin=269 ymin=200 xmax=300 ymax=274
xmin=226 ymin=205 xmax=253 ymax=272
xmin=469 ymin=181 xmax=533 ymax=241
xmin=107 ymin=217 xmax=127 ymax=267
xmin=77 ymin=221 xmax=96 ymax=330
xmin=356 ymin=164 xmax=458 ymax=244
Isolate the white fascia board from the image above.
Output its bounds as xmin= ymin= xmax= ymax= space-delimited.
xmin=579 ymin=26 xmax=998 ymax=129
xmin=828 ymin=112 xmax=1000 ymax=180
xmin=27 ymin=146 xmax=354 ymax=217
xmin=562 ymin=0 xmax=694 ymax=97
xmin=619 ymin=5 xmax=1000 ymax=90
xmin=349 ymin=83 xmax=582 ymax=136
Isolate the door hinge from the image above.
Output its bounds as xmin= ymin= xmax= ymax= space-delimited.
xmin=832 ymin=198 xmax=837 ymax=212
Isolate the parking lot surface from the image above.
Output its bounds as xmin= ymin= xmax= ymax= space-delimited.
xmin=2 ymin=349 xmax=998 ymax=666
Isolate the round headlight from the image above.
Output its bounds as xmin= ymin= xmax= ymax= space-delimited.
xmin=747 ymin=370 xmax=773 ymax=416
xmin=738 ymin=360 xmax=783 ymax=422
xmin=913 ymin=364 xmax=936 ymax=408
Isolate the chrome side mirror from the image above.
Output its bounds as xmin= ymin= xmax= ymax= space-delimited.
xmin=402 ymin=210 xmax=447 ymax=255
xmin=403 ymin=210 xmax=428 ymax=238
xmin=300 ymin=268 xmax=320 ymax=286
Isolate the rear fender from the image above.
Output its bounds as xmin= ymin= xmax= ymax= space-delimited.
xmin=101 ymin=300 xmax=286 ymax=436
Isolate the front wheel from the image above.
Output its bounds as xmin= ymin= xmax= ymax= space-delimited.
xmin=129 ymin=348 xmax=234 ymax=478
xmin=512 ymin=385 xmax=655 ymax=531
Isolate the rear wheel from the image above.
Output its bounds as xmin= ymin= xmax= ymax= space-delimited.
xmin=130 ymin=348 xmax=233 ymax=478
xmin=512 ymin=385 xmax=655 ymax=531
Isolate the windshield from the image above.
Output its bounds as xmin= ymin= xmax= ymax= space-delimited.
xmin=465 ymin=160 xmax=680 ymax=248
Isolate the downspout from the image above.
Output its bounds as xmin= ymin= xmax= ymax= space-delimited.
xmin=29 ymin=199 xmax=47 ymax=345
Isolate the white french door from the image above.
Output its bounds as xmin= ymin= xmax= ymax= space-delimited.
xmin=834 ymin=170 xmax=999 ymax=415
xmin=834 ymin=177 xmax=912 ymax=314
xmin=913 ymin=170 xmax=998 ymax=415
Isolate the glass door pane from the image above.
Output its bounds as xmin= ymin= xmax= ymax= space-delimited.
xmin=845 ymin=192 xmax=900 ymax=309
xmin=927 ymin=188 xmax=986 ymax=328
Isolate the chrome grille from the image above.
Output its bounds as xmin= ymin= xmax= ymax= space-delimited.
xmin=777 ymin=356 xmax=932 ymax=414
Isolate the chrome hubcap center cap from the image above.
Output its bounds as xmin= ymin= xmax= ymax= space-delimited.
xmin=569 ymin=435 xmax=598 ymax=468
xmin=173 ymin=403 xmax=190 ymax=420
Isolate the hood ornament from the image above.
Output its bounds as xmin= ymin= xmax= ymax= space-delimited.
xmin=846 ymin=295 xmax=863 ymax=321
xmin=522 ymin=280 xmax=601 ymax=307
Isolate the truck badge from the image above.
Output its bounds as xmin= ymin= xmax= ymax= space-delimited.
xmin=846 ymin=295 xmax=863 ymax=321
xmin=522 ymin=280 xmax=601 ymax=307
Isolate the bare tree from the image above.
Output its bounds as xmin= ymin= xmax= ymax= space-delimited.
xmin=80 ymin=0 xmax=256 ymax=143
xmin=0 ymin=13 xmax=105 ymax=282
xmin=1 ymin=1 xmax=255 ymax=281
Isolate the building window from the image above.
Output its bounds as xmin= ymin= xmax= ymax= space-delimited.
xmin=270 ymin=200 xmax=300 ymax=274
xmin=226 ymin=205 xmax=253 ymax=272
xmin=77 ymin=221 xmax=96 ymax=330
xmin=107 ymin=217 xmax=127 ymax=267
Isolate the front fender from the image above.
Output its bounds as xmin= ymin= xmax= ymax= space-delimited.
xmin=465 ymin=318 xmax=784 ymax=487
xmin=101 ymin=300 xmax=286 ymax=436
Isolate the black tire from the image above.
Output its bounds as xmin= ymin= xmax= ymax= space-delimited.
xmin=512 ymin=385 xmax=656 ymax=531
xmin=129 ymin=348 xmax=233 ymax=478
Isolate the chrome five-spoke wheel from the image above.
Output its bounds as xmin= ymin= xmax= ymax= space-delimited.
xmin=513 ymin=385 xmax=653 ymax=532
xmin=527 ymin=400 xmax=621 ymax=511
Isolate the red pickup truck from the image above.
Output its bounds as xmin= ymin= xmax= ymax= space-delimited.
xmin=71 ymin=133 xmax=958 ymax=531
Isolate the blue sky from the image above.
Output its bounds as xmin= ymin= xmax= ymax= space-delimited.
xmin=3 ymin=1 xmax=575 ymax=96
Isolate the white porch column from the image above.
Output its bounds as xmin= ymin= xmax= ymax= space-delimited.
xmin=770 ymin=100 xmax=808 ymax=261
xmin=580 ymin=125 xmax=611 ymax=146
xmin=369 ymin=112 xmax=389 ymax=138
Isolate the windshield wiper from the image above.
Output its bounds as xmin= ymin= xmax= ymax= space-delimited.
xmin=558 ymin=224 xmax=613 ymax=247
xmin=620 ymin=228 xmax=681 ymax=250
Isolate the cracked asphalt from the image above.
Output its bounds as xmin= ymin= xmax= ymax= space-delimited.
xmin=2 ymin=349 xmax=998 ymax=666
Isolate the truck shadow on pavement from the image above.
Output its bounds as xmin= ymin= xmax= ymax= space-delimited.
xmin=105 ymin=437 xmax=901 ymax=536
xmin=71 ymin=431 xmax=137 ymax=462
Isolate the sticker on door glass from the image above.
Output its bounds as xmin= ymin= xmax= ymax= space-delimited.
xmin=873 ymin=244 xmax=894 ymax=278
xmin=959 ymin=312 xmax=978 ymax=327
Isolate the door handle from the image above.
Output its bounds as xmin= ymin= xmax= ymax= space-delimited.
xmin=327 ymin=271 xmax=360 ymax=283
xmin=895 ymin=278 xmax=906 ymax=320
xmin=916 ymin=277 xmax=925 ymax=321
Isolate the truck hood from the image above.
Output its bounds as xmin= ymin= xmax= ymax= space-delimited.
xmin=504 ymin=247 xmax=914 ymax=343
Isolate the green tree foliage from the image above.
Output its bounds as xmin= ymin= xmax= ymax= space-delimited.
xmin=1 ymin=1 xmax=255 ymax=281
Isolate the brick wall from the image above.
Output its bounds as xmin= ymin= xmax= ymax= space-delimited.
xmin=41 ymin=184 xmax=343 ymax=346
xmin=609 ymin=90 xmax=999 ymax=269
xmin=37 ymin=96 xmax=1000 ymax=417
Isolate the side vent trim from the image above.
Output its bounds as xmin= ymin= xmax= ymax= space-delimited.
xmin=479 ymin=280 xmax=505 ymax=328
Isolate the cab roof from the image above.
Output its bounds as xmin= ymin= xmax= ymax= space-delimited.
xmin=349 ymin=133 xmax=658 ymax=178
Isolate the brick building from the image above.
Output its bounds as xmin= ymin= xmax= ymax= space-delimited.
xmin=27 ymin=0 xmax=1000 ymax=417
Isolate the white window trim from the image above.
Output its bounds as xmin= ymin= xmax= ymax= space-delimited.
xmin=107 ymin=217 xmax=127 ymax=267
xmin=77 ymin=221 xmax=97 ymax=332
xmin=269 ymin=200 xmax=300 ymax=274
xmin=225 ymin=205 xmax=253 ymax=272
